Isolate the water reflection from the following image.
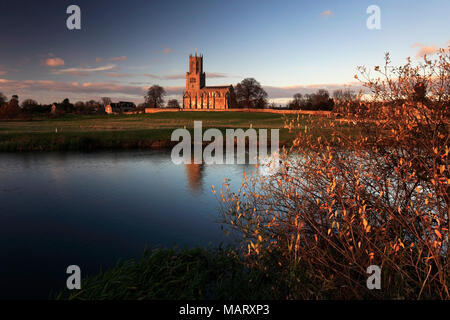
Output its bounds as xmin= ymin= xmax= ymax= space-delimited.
xmin=185 ymin=163 xmax=205 ymax=194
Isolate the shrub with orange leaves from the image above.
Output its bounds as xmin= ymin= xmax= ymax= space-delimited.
xmin=218 ymin=49 xmax=449 ymax=299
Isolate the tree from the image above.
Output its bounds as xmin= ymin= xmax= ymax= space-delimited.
xmin=101 ymin=97 xmax=112 ymax=107
xmin=288 ymin=93 xmax=306 ymax=109
xmin=74 ymin=101 xmax=86 ymax=114
xmin=302 ymin=89 xmax=334 ymax=111
xmin=60 ymin=98 xmax=74 ymax=113
xmin=333 ymin=89 xmax=356 ymax=103
xmin=21 ymin=99 xmax=38 ymax=111
xmin=145 ymin=85 xmax=166 ymax=108
xmin=86 ymin=100 xmax=101 ymax=114
xmin=0 ymin=92 xmax=6 ymax=105
xmin=235 ymin=78 xmax=268 ymax=108
xmin=0 ymin=99 xmax=21 ymax=119
xmin=167 ymin=99 xmax=180 ymax=108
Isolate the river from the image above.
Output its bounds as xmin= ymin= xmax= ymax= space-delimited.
xmin=0 ymin=150 xmax=254 ymax=299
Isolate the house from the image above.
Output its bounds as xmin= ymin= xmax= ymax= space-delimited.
xmin=105 ymin=102 xmax=137 ymax=114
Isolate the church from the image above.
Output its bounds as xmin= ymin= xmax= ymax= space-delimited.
xmin=183 ymin=53 xmax=235 ymax=109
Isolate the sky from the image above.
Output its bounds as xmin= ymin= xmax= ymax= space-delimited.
xmin=0 ymin=0 xmax=449 ymax=104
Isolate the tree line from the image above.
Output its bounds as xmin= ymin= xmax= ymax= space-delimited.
xmin=0 ymin=80 xmax=358 ymax=119
xmin=144 ymin=78 xmax=344 ymax=110
xmin=0 ymin=94 xmax=115 ymax=119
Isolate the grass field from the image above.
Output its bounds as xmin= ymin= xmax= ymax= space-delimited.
xmin=0 ymin=112 xmax=293 ymax=133
xmin=0 ymin=112 xmax=310 ymax=151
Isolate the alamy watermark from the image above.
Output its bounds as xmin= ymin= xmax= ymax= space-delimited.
xmin=366 ymin=265 xmax=381 ymax=290
xmin=66 ymin=265 xmax=81 ymax=290
xmin=66 ymin=5 xmax=81 ymax=30
xmin=65 ymin=5 xmax=381 ymax=32
xmin=366 ymin=5 xmax=381 ymax=30
xmin=171 ymin=121 xmax=279 ymax=166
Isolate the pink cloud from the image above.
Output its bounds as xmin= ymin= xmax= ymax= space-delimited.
xmin=205 ymin=72 xmax=231 ymax=78
xmin=163 ymin=48 xmax=173 ymax=55
xmin=44 ymin=58 xmax=65 ymax=67
xmin=320 ymin=10 xmax=333 ymax=17
xmin=143 ymin=73 xmax=161 ymax=79
xmin=263 ymin=82 xmax=363 ymax=99
xmin=52 ymin=64 xmax=117 ymax=76
xmin=0 ymin=77 xmax=365 ymax=104
xmin=0 ymin=78 xmax=184 ymax=102
xmin=162 ymin=73 xmax=185 ymax=80
xmin=412 ymin=43 xmax=439 ymax=58
xmin=105 ymin=73 xmax=132 ymax=78
xmin=144 ymin=72 xmax=233 ymax=80
xmin=110 ymin=56 xmax=127 ymax=62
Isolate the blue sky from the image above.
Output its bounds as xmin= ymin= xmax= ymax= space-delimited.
xmin=0 ymin=0 xmax=449 ymax=104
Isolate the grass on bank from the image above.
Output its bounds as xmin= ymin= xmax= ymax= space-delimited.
xmin=56 ymin=246 xmax=417 ymax=300
xmin=0 ymin=112 xmax=296 ymax=151
xmin=0 ymin=112 xmax=361 ymax=152
xmin=56 ymin=248 xmax=283 ymax=300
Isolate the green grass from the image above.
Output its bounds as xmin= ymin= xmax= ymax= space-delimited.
xmin=0 ymin=112 xmax=305 ymax=151
xmin=56 ymin=248 xmax=281 ymax=300
xmin=0 ymin=111 xmax=361 ymax=152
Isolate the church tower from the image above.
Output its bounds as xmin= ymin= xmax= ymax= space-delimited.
xmin=186 ymin=53 xmax=205 ymax=91
xmin=183 ymin=52 xmax=234 ymax=110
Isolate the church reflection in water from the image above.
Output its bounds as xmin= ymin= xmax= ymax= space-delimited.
xmin=184 ymin=163 xmax=205 ymax=194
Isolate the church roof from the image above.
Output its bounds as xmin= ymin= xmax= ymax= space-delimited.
xmin=203 ymin=85 xmax=232 ymax=90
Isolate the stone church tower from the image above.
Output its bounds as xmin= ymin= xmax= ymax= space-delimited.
xmin=186 ymin=54 xmax=205 ymax=91
xmin=183 ymin=53 xmax=234 ymax=109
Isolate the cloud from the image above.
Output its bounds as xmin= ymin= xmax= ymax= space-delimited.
xmin=0 ymin=76 xmax=364 ymax=105
xmin=44 ymin=58 xmax=65 ymax=67
xmin=411 ymin=43 xmax=439 ymax=58
xmin=205 ymin=72 xmax=230 ymax=78
xmin=320 ymin=10 xmax=333 ymax=17
xmin=262 ymin=82 xmax=364 ymax=99
xmin=162 ymin=73 xmax=185 ymax=80
xmin=0 ymin=78 xmax=144 ymax=96
xmin=94 ymin=56 xmax=127 ymax=63
xmin=0 ymin=78 xmax=184 ymax=100
xmin=53 ymin=64 xmax=117 ymax=76
xmin=110 ymin=56 xmax=127 ymax=62
xmin=143 ymin=73 xmax=184 ymax=80
xmin=143 ymin=72 xmax=233 ymax=80
xmin=143 ymin=73 xmax=162 ymax=79
xmin=0 ymin=70 xmax=7 ymax=76
xmin=163 ymin=48 xmax=173 ymax=55
xmin=105 ymin=72 xmax=132 ymax=78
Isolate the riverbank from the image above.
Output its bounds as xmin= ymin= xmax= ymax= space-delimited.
xmin=56 ymin=246 xmax=442 ymax=300
xmin=0 ymin=112 xmax=311 ymax=152
xmin=56 ymin=248 xmax=281 ymax=300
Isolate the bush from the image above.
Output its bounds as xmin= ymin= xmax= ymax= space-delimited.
xmin=0 ymin=100 xmax=22 ymax=119
xmin=218 ymin=50 xmax=449 ymax=299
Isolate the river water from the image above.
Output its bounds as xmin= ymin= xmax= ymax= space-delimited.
xmin=0 ymin=150 xmax=254 ymax=299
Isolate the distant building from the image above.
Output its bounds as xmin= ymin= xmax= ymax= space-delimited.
xmin=105 ymin=102 xmax=136 ymax=114
xmin=51 ymin=101 xmax=73 ymax=114
xmin=182 ymin=53 xmax=235 ymax=110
